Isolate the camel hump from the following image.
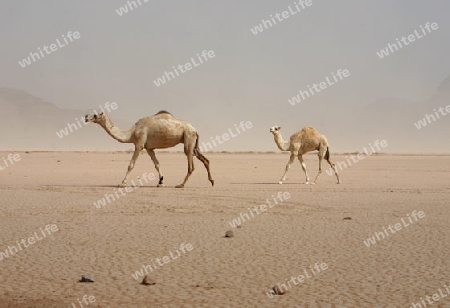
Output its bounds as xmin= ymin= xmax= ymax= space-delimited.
xmin=156 ymin=110 xmax=173 ymax=116
xmin=292 ymin=126 xmax=317 ymax=137
xmin=302 ymin=126 xmax=317 ymax=133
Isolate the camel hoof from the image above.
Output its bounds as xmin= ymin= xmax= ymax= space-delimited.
xmin=278 ymin=181 xmax=283 ymax=185
xmin=336 ymin=181 xmax=341 ymax=184
xmin=118 ymin=183 xmax=126 ymax=188
xmin=157 ymin=183 xmax=164 ymax=188
xmin=175 ymin=184 xmax=184 ymax=188
xmin=210 ymin=180 xmax=214 ymax=186
xmin=305 ymin=182 xmax=310 ymax=185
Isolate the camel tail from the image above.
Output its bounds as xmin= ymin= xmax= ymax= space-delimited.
xmin=324 ymin=146 xmax=330 ymax=161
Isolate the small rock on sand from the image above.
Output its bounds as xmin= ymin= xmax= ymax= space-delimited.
xmin=271 ymin=285 xmax=286 ymax=295
xmin=79 ymin=275 xmax=94 ymax=283
xmin=225 ymin=230 xmax=234 ymax=238
xmin=141 ymin=275 xmax=156 ymax=286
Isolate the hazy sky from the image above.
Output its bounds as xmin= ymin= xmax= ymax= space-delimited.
xmin=1 ymin=0 xmax=449 ymax=151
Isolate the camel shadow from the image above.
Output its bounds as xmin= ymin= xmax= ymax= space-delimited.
xmin=230 ymin=182 xmax=309 ymax=185
xmin=44 ymin=184 xmax=160 ymax=188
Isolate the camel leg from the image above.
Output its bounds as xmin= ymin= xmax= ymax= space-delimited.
xmin=298 ymin=155 xmax=311 ymax=184
xmin=194 ymin=149 xmax=214 ymax=186
xmin=312 ymin=152 xmax=323 ymax=185
xmin=120 ymin=145 xmax=143 ymax=187
xmin=146 ymin=149 xmax=164 ymax=187
xmin=279 ymin=153 xmax=295 ymax=184
xmin=325 ymin=152 xmax=340 ymax=184
xmin=176 ymin=146 xmax=195 ymax=188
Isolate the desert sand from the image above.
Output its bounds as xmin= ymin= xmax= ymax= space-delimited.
xmin=0 ymin=152 xmax=449 ymax=308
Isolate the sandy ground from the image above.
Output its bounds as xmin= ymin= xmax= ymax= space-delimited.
xmin=0 ymin=152 xmax=449 ymax=308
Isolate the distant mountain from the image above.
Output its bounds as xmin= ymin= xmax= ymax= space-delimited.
xmin=432 ymin=76 xmax=450 ymax=104
xmin=0 ymin=79 xmax=449 ymax=152
xmin=348 ymin=77 xmax=450 ymax=153
xmin=0 ymin=88 xmax=133 ymax=151
xmin=282 ymin=77 xmax=450 ymax=153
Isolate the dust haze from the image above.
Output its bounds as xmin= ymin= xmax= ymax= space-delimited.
xmin=0 ymin=0 xmax=449 ymax=152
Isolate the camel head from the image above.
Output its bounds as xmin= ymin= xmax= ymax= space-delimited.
xmin=270 ymin=126 xmax=290 ymax=152
xmin=85 ymin=112 xmax=106 ymax=124
xmin=269 ymin=126 xmax=281 ymax=135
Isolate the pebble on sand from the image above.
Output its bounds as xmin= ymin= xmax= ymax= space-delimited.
xmin=271 ymin=285 xmax=286 ymax=295
xmin=225 ymin=230 xmax=234 ymax=238
xmin=141 ymin=275 xmax=156 ymax=286
xmin=79 ymin=275 xmax=94 ymax=283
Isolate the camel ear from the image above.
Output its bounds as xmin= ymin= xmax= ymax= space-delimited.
xmin=99 ymin=112 xmax=104 ymax=116
xmin=277 ymin=126 xmax=281 ymax=130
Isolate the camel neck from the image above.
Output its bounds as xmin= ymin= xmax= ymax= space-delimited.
xmin=99 ymin=116 xmax=133 ymax=143
xmin=273 ymin=133 xmax=290 ymax=151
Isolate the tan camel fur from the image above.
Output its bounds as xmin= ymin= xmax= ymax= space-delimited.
xmin=85 ymin=110 xmax=214 ymax=188
xmin=269 ymin=126 xmax=340 ymax=184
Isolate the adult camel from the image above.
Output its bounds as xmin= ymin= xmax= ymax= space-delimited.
xmin=85 ymin=110 xmax=214 ymax=188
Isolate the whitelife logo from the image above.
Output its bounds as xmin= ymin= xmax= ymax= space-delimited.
xmin=288 ymin=69 xmax=350 ymax=106
xmin=131 ymin=243 xmax=194 ymax=280
xmin=115 ymin=0 xmax=149 ymax=16
xmin=0 ymin=224 xmax=58 ymax=261
xmin=376 ymin=22 xmax=439 ymax=59
xmin=18 ymin=31 xmax=81 ymax=68
xmin=56 ymin=102 xmax=118 ymax=139
xmin=363 ymin=210 xmax=425 ymax=247
xmin=196 ymin=121 xmax=253 ymax=153
xmin=153 ymin=50 xmax=215 ymax=87
xmin=414 ymin=104 xmax=450 ymax=130
xmin=250 ymin=0 xmax=313 ymax=35
xmin=93 ymin=172 xmax=155 ymax=209
xmin=228 ymin=192 xmax=290 ymax=228
xmin=266 ymin=262 xmax=328 ymax=299
xmin=325 ymin=139 xmax=388 ymax=176
xmin=0 ymin=153 xmax=21 ymax=171
xmin=67 ymin=295 xmax=96 ymax=308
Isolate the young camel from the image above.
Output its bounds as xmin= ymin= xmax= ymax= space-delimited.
xmin=85 ymin=110 xmax=214 ymax=188
xmin=269 ymin=126 xmax=340 ymax=184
